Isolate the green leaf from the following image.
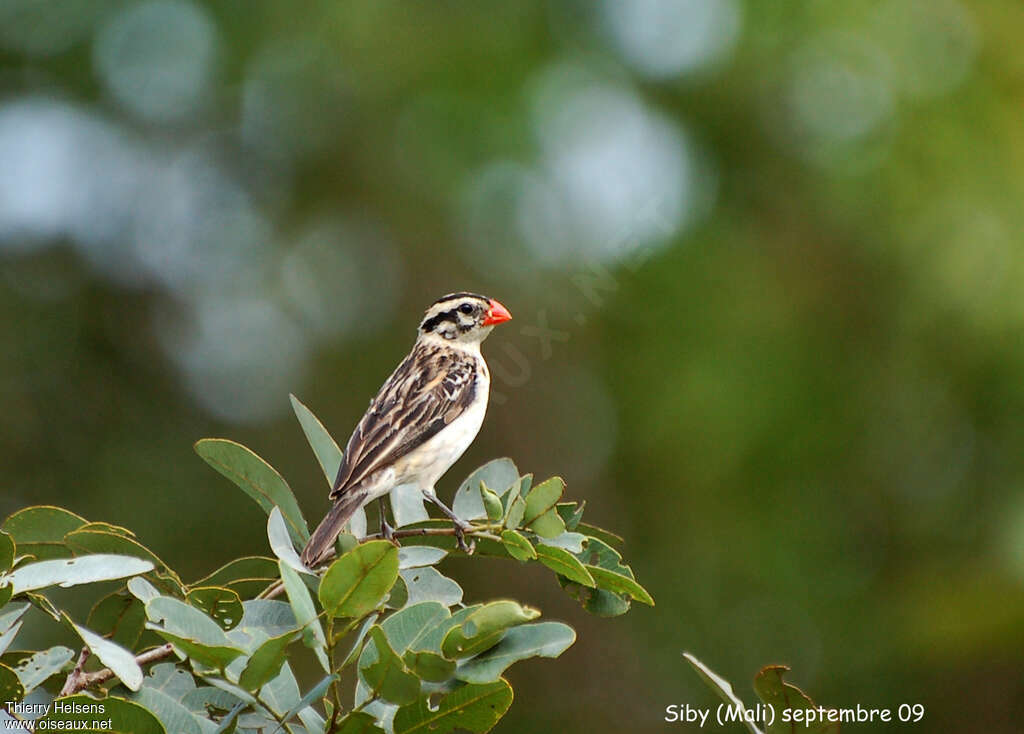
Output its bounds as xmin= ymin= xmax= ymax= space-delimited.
xmin=267 ymin=506 xmax=308 ymax=574
xmin=453 ymin=459 xmax=520 ymax=521
xmin=64 ymin=528 xmax=162 ymax=568
xmin=238 ymin=629 xmax=302 ymax=692
xmin=65 ymin=528 xmax=184 ymax=596
xmin=2 ymin=506 xmax=86 ymax=561
xmin=26 ymin=593 xmax=61 ymax=621
xmin=402 ymin=649 xmax=456 ymax=682
xmin=441 ymin=601 xmax=540 ymax=659
xmin=456 ymin=622 xmax=575 ymax=683
xmin=0 ymin=531 xmax=14 ymax=572
xmin=68 ymin=616 xmax=143 ymax=691
xmin=0 ymin=603 xmax=29 ymax=635
xmin=186 ymin=587 xmax=244 ymax=632
xmin=587 ymin=566 xmax=654 ymax=606
xmin=0 ymin=619 xmax=21 ymax=656
xmin=683 ymin=652 xmax=761 ymax=734
xmin=290 ymin=394 xmax=343 ymax=482
xmin=400 ymin=567 xmax=463 ymax=607
xmin=381 ymin=602 xmax=451 ymax=653
xmin=499 ymin=530 xmax=536 ymax=561
xmin=226 ymin=599 xmax=296 ymax=646
xmin=180 ymin=683 xmax=247 ymax=715
xmin=575 ymin=537 xmax=653 ymax=605
xmin=132 ymin=680 xmax=205 ymax=734
xmin=389 ymin=484 xmax=427 ymax=529
xmin=479 ymin=483 xmax=503 ymax=523
xmin=541 ymin=531 xmax=586 ymax=553
xmin=6 ymin=646 xmax=74 ymax=693
xmin=38 ymin=696 xmax=164 ymax=734
xmin=535 ymin=545 xmax=595 ymax=586
xmin=7 ymin=554 xmax=155 ymax=594
xmin=145 ymin=597 xmax=245 ymax=670
xmin=89 ymin=591 xmax=146 ymax=648
xmin=0 ymin=662 xmax=24 ymax=704
xmin=276 ymin=672 xmax=337 ymax=732
xmin=522 ymin=477 xmax=564 ymax=526
xmin=527 ymin=508 xmax=566 ymax=538
xmin=319 ymin=540 xmax=399 ymax=618
xmin=393 ymin=679 xmax=513 ymax=734
xmin=754 ymin=665 xmax=839 ymax=734
xmin=212 ymin=702 xmax=244 ymax=733
xmin=360 ymin=626 xmax=420 ymax=704
xmin=574 ymin=522 xmax=623 ymax=546
xmin=560 ymin=584 xmax=611 ymax=612
xmin=195 ymin=556 xmax=278 ymax=600
xmin=128 ymin=578 xmax=162 ymax=605
xmin=503 ymin=494 xmax=525 ymax=530
xmin=256 ymin=661 xmax=301 ymax=716
xmin=555 ymin=501 xmax=585 ymax=531
xmin=386 ymin=574 xmax=409 ymax=609
xmin=0 ymin=585 xmax=11 ymax=609
xmin=411 ymin=605 xmax=479 ymax=654
xmin=336 ymin=711 xmax=386 ymax=734
xmin=397 ymin=547 xmax=447 ymax=569
xmin=139 ymin=663 xmax=196 ymax=700
xmin=194 ymin=438 xmax=309 ymax=545
xmin=278 ymin=561 xmax=329 ymax=672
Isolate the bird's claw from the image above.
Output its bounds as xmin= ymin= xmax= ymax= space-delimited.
xmin=381 ymin=518 xmax=398 ymax=546
xmin=453 ymin=522 xmax=475 ymax=554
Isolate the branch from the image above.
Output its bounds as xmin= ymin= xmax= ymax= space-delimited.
xmin=58 ymin=647 xmax=91 ymax=697
xmin=257 ymin=524 xmax=501 ymax=602
xmin=60 ymin=644 xmax=175 ymax=696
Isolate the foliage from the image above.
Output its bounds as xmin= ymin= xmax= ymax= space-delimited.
xmin=0 ymin=397 xmax=652 ymax=733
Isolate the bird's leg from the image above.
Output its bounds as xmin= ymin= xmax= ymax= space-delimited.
xmin=377 ymin=495 xmax=396 ymax=544
xmin=422 ymin=488 xmax=474 ymax=554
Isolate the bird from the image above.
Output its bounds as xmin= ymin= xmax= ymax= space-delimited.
xmin=300 ymin=292 xmax=512 ymax=568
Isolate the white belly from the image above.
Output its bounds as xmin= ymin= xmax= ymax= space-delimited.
xmin=407 ymin=371 xmax=489 ymax=489
xmin=360 ymin=366 xmax=490 ymax=500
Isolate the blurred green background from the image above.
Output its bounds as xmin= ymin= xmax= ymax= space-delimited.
xmin=2 ymin=0 xmax=1023 ymax=731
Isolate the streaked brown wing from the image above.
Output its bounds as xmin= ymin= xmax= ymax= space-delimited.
xmin=329 ymin=343 xmax=477 ymax=500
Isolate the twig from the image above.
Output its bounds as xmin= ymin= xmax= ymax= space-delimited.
xmin=58 ymin=647 xmax=91 ymax=697
xmin=60 ymin=644 xmax=175 ymax=696
xmin=258 ymin=524 xmax=499 ymax=601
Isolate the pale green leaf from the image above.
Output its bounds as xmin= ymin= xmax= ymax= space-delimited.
xmin=7 ymin=554 xmax=154 ymax=594
xmin=456 ymin=622 xmax=575 ymax=683
xmin=69 ymin=617 xmax=143 ymax=691
xmin=399 ymin=567 xmax=463 ymax=607
xmin=441 ymin=601 xmax=540 ymax=660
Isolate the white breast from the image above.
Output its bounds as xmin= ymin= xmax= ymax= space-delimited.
xmin=402 ymin=361 xmax=490 ymax=490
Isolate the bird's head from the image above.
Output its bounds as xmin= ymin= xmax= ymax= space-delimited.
xmin=419 ymin=292 xmax=512 ymax=346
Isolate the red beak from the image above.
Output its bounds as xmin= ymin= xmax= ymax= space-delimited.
xmin=482 ymin=298 xmax=512 ymax=326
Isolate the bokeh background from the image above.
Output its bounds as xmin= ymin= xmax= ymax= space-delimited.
xmin=2 ymin=0 xmax=1023 ymax=731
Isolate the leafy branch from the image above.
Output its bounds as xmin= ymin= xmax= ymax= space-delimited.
xmin=0 ymin=394 xmax=653 ymax=734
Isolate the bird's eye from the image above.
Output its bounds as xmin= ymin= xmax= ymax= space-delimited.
xmin=459 ymin=303 xmax=474 ymax=314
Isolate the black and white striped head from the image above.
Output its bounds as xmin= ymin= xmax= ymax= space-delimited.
xmin=418 ymin=292 xmax=512 ymax=344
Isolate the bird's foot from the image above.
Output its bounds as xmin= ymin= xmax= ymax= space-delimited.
xmin=423 ymin=491 xmax=475 ymax=554
xmin=452 ymin=521 xmax=475 ymax=555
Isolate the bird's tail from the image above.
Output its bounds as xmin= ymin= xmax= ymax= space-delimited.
xmin=301 ymin=492 xmax=366 ymax=568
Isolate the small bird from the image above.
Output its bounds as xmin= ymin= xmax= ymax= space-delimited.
xmin=300 ymin=292 xmax=512 ymax=568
